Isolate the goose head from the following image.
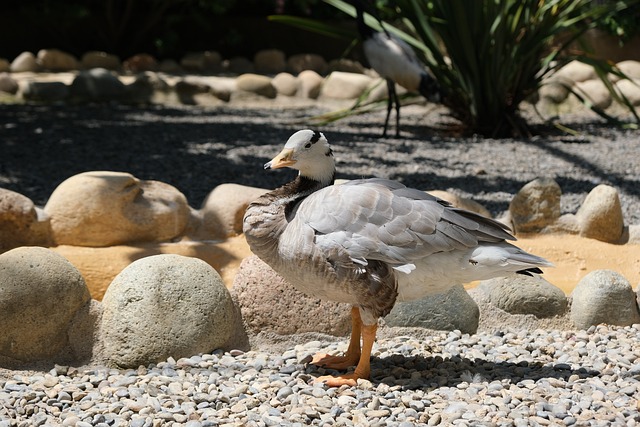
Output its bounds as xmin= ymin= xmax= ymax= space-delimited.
xmin=265 ymin=130 xmax=335 ymax=186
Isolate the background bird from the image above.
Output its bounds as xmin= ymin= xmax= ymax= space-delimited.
xmin=243 ymin=129 xmax=553 ymax=387
xmin=351 ymin=0 xmax=441 ymax=137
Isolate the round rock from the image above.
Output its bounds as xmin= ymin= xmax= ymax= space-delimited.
xmin=576 ymin=184 xmax=624 ymax=242
xmin=477 ymin=276 xmax=567 ymax=318
xmin=232 ymin=255 xmax=351 ymax=336
xmin=44 ymin=171 xmax=190 ymax=246
xmin=197 ymin=183 xmax=267 ymax=239
xmin=0 ymin=247 xmax=90 ymax=361
xmin=101 ymin=254 xmax=235 ymax=368
xmin=385 ymin=284 xmax=480 ymax=334
xmin=509 ymin=178 xmax=561 ymax=233
xmin=570 ymin=269 xmax=640 ymax=329
xmin=0 ymin=188 xmax=52 ymax=252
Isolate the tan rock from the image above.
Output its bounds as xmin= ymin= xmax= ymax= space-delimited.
xmin=509 ymin=178 xmax=562 ymax=233
xmin=556 ymin=60 xmax=596 ymax=83
xmin=44 ymin=171 xmax=190 ymax=247
xmin=615 ymin=78 xmax=640 ymax=106
xmin=328 ymin=58 xmax=366 ymax=74
xmin=0 ymin=188 xmax=52 ymax=253
xmin=0 ymin=58 xmax=9 ymax=72
xmin=297 ymin=70 xmax=323 ymax=99
xmin=272 ymin=72 xmax=298 ymax=96
xmin=0 ymin=247 xmax=90 ymax=362
xmin=123 ymin=53 xmax=158 ymax=72
xmin=10 ymin=51 xmax=39 ymax=72
xmin=254 ymin=49 xmax=286 ymax=74
xmin=235 ymin=73 xmax=276 ymax=98
xmin=287 ymin=53 xmax=328 ymax=75
xmin=576 ymin=184 xmax=624 ymax=242
xmin=37 ymin=49 xmax=79 ymax=71
xmin=321 ymin=71 xmax=373 ymax=99
xmin=616 ymin=60 xmax=640 ymax=79
xmin=428 ymin=190 xmax=492 ymax=218
xmin=232 ymin=255 xmax=351 ymax=336
xmin=197 ymin=183 xmax=268 ymax=240
xmin=0 ymin=73 xmax=19 ymax=94
xmin=575 ymin=79 xmax=612 ymax=110
xmin=81 ymin=51 xmax=121 ymax=70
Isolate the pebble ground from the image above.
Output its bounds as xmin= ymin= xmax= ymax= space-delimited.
xmin=1 ymin=324 xmax=639 ymax=426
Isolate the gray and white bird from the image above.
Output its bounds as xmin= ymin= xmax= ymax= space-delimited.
xmin=243 ymin=130 xmax=552 ymax=387
xmin=352 ymin=0 xmax=441 ymax=137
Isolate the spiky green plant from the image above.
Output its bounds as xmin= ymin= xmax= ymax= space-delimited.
xmin=272 ymin=0 xmax=639 ymax=137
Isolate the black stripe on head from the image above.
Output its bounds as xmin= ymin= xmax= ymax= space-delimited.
xmin=326 ymin=147 xmax=333 ymax=157
xmin=310 ymin=131 xmax=321 ymax=144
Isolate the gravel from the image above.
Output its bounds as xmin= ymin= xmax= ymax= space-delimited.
xmin=1 ymin=100 xmax=639 ymax=224
xmin=1 ymin=325 xmax=639 ymax=426
xmin=1 ymin=99 xmax=639 ymax=425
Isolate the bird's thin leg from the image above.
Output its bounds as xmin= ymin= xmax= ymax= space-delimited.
xmin=382 ymin=78 xmax=395 ymax=137
xmin=391 ymin=82 xmax=401 ymax=137
xmin=316 ymin=320 xmax=377 ymax=387
xmin=311 ymin=306 xmax=362 ymax=369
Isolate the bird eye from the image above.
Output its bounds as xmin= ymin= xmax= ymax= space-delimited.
xmin=305 ymin=143 xmax=312 ymax=148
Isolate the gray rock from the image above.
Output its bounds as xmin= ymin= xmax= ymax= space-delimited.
xmin=509 ymin=178 xmax=561 ymax=233
xmin=0 ymin=247 xmax=90 ymax=362
xmin=232 ymin=255 xmax=351 ymax=336
xmin=101 ymin=254 xmax=236 ymax=368
xmin=68 ymin=299 xmax=104 ymax=364
xmin=0 ymin=188 xmax=52 ymax=253
xmin=125 ymin=72 xmax=169 ymax=103
xmin=477 ymin=276 xmax=567 ymax=318
xmin=570 ymin=269 xmax=640 ymax=329
xmin=69 ymin=68 xmax=126 ymax=102
xmin=385 ymin=284 xmax=479 ymax=334
xmin=576 ymin=184 xmax=624 ymax=242
xmin=21 ymin=81 xmax=69 ymax=102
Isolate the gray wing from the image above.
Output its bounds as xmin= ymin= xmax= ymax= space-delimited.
xmin=287 ymin=179 xmax=514 ymax=268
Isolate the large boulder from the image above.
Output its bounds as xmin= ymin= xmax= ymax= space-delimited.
xmin=10 ymin=51 xmax=39 ymax=72
xmin=576 ymin=184 xmax=624 ymax=242
xmin=570 ymin=269 xmax=640 ymax=329
xmin=80 ymin=51 xmax=121 ymax=70
xmin=101 ymin=254 xmax=237 ymax=368
xmin=44 ymin=171 xmax=190 ymax=247
xmin=254 ymin=49 xmax=287 ymax=75
xmin=232 ymin=255 xmax=351 ymax=336
xmin=297 ymin=70 xmax=323 ymax=99
xmin=272 ymin=72 xmax=298 ymax=97
xmin=476 ymin=276 xmax=567 ymax=318
xmin=509 ymin=178 xmax=562 ymax=233
xmin=0 ymin=188 xmax=52 ymax=253
xmin=0 ymin=247 xmax=90 ymax=362
xmin=385 ymin=284 xmax=480 ymax=334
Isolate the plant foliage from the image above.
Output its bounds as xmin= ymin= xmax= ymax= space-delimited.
xmin=274 ymin=0 xmax=640 ymax=137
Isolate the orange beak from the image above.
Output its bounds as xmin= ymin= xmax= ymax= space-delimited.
xmin=264 ymin=148 xmax=296 ymax=170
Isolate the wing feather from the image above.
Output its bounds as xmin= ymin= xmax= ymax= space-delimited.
xmin=282 ymin=179 xmax=512 ymax=269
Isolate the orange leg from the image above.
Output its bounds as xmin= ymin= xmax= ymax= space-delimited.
xmin=311 ymin=306 xmax=362 ymax=370
xmin=316 ymin=321 xmax=377 ymax=387
xmin=312 ymin=307 xmax=378 ymax=387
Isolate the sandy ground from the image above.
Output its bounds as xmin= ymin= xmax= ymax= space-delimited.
xmin=52 ymin=232 xmax=639 ymax=301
